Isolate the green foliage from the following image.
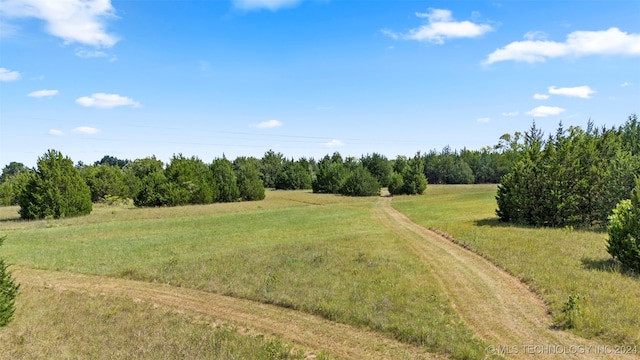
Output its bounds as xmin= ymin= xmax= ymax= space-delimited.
xmin=275 ymin=160 xmax=312 ymax=190
xmin=129 ymin=157 xmax=170 ymax=207
xmin=496 ymin=117 xmax=640 ymax=227
xmin=166 ymin=154 xmax=218 ymax=204
xmin=0 ymin=236 xmax=19 ymax=327
xmin=80 ymin=164 xmax=131 ymax=202
xmin=260 ymin=150 xmax=284 ymax=189
xmin=361 ymin=153 xmax=392 ymax=187
xmin=0 ymin=171 xmax=34 ymax=206
xmin=93 ymin=155 xmax=130 ymax=169
xmin=607 ymin=180 xmax=640 ymax=273
xmin=211 ymin=157 xmax=240 ymax=202
xmin=390 ymin=155 xmax=428 ymax=195
xmin=556 ymin=294 xmax=583 ymax=330
xmin=339 ymin=166 xmax=380 ymax=197
xmin=0 ymin=162 xmax=28 ymax=184
xmin=18 ymin=150 xmax=92 ymax=219
xmin=312 ymin=154 xmax=347 ymax=194
xmin=387 ymin=173 xmax=404 ymax=195
xmin=233 ymin=157 xmax=265 ymax=201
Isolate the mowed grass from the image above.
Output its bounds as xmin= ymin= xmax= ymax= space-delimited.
xmin=392 ymin=184 xmax=640 ymax=345
xmin=0 ymin=190 xmax=489 ymax=359
xmin=0 ymin=283 xmax=314 ymax=360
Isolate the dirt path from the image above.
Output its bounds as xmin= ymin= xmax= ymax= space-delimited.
xmin=13 ymin=267 xmax=438 ymax=360
xmin=377 ymin=196 xmax=638 ymax=359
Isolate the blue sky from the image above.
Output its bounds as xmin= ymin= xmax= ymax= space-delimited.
xmin=1 ymin=0 xmax=639 ymax=168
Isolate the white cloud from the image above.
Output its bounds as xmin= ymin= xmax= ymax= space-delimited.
xmin=255 ymin=119 xmax=283 ymax=129
xmin=76 ymin=93 xmax=141 ymax=108
xmin=28 ymin=89 xmax=59 ymax=98
xmin=72 ymin=126 xmax=100 ymax=134
xmin=548 ymin=85 xmax=595 ymax=99
xmin=501 ymin=111 xmax=519 ymax=117
xmin=383 ymin=8 xmax=493 ymax=44
xmin=485 ymin=27 xmax=640 ymax=65
xmin=48 ymin=129 xmax=64 ymax=136
xmin=323 ymin=139 xmax=344 ymax=148
xmin=524 ymin=31 xmax=548 ymax=41
xmin=75 ymin=48 xmax=107 ymax=58
xmin=533 ymin=93 xmax=549 ymax=100
xmin=0 ymin=67 xmax=20 ymax=81
xmin=527 ymin=106 xmax=565 ymax=117
xmin=233 ymin=0 xmax=302 ymax=11
xmin=1 ymin=0 xmax=118 ymax=48
xmin=620 ymin=82 xmax=633 ymax=87
xmin=477 ymin=117 xmax=490 ymax=123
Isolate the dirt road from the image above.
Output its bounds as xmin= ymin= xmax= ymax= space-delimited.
xmin=377 ymin=196 xmax=637 ymax=359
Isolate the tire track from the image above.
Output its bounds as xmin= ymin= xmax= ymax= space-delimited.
xmin=12 ymin=267 xmax=438 ymax=360
xmin=377 ymin=196 xmax=637 ymax=359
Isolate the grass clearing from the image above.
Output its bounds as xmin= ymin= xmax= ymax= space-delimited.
xmin=0 ymin=281 xmax=315 ymax=360
xmin=0 ymin=190 xmax=488 ymax=359
xmin=392 ymin=184 xmax=640 ymax=345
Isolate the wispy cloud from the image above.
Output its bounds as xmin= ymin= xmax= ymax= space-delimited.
xmin=485 ymin=27 xmax=640 ymax=65
xmin=527 ymin=106 xmax=565 ymax=117
xmin=548 ymin=85 xmax=595 ymax=99
xmin=1 ymin=0 xmax=119 ymax=48
xmin=533 ymin=93 xmax=549 ymax=100
xmin=476 ymin=117 xmax=490 ymax=123
xmin=620 ymin=82 xmax=633 ymax=87
xmin=323 ymin=139 xmax=344 ymax=148
xmin=0 ymin=67 xmax=20 ymax=82
xmin=383 ymin=8 xmax=493 ymax=44
xmin=76 ymin=93 xmax=141 ymax=108
xmin=72 ymin=126 xmax=100 ymax=134
xmin=28 ymin=89 xmax=59 ymax=98
xmin=255 ymin=119 xmax=283 ymax=129
xmin=232 ymin=0 xmax=302 ymax=11
xmin=75 ymin=48 xmax=110 ymax=59
xmin=523 ymin=31 xmax=548 ymax=41
xmin=501 ymin=111 xmax=519 ymax=117
xmin=48 ymin=129 xmax=64 ymax=136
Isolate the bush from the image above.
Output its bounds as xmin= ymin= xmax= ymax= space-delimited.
xmin=339 ymin=166 xmax=380 ymax=197
xmin=18 ymin=150 xmax=92 ymax=219
xmin=387 ymin=173 xmax=404 ymax=195
xmin=606 ymin=179 xmax=640 ymax=273
xmin=0 ymin=236 xmax=19 ymax=327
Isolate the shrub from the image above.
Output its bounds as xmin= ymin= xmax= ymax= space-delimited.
xmin=387 ymin=173 xmax=404 ymax=195
xmin=339 ymin=166 xmax=380 ymax=197
xmin=606 ymin=179 xmax=640 ymax=273
xmin=18 ymin=150 xmax=92 ymax=219
xmin=0 ymin=236 xmax=19 ymax=327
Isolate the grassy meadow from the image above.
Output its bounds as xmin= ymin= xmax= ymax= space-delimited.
xmin=0 ymin=190 xmax=488 ymax=359
xmin=392 ymin=184 xmax=640 ymax=345
xmin=2 ymin=185 xmax=638 ymax=358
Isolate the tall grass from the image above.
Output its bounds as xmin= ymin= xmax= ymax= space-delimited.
xmin=0 ymin=284 xmax=314 ymax=360
xmin=392 ymin=184 xmax=640 ymax=345
xmin=0 ymin=190 xmax=489 ymax=359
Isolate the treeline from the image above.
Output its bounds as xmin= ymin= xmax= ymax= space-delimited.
xmin=496 ymin=114 xmax=640 ymax=228
xmin=1 ymin=143 xmax=517 ymax=214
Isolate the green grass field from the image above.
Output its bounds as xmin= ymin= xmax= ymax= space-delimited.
xmin=392 ymin=184 xmax=640 ymax=345
xmin=0 ymin=191 xmax=487 ymax=359
xmin=1 ymin=186 xmax=638 ymax=359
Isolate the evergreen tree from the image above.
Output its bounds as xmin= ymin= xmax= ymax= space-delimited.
xmin=211 ymin=157 xmax=240 ymax=202
xmin=234 ymin=157 xmax=265 ymax=201
xmin=607 ymin=179 xmax=640 ymax=273
xmin=339 ymin=166 xmax=380 ymax=197
xmin=18 ymin=150 xmax=92 ymax=219
xmin=0 ymin=236 xmax=19 ymax=327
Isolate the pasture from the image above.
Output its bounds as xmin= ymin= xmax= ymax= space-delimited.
xmin=0 ymin=186 xmax=638 ymax=359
